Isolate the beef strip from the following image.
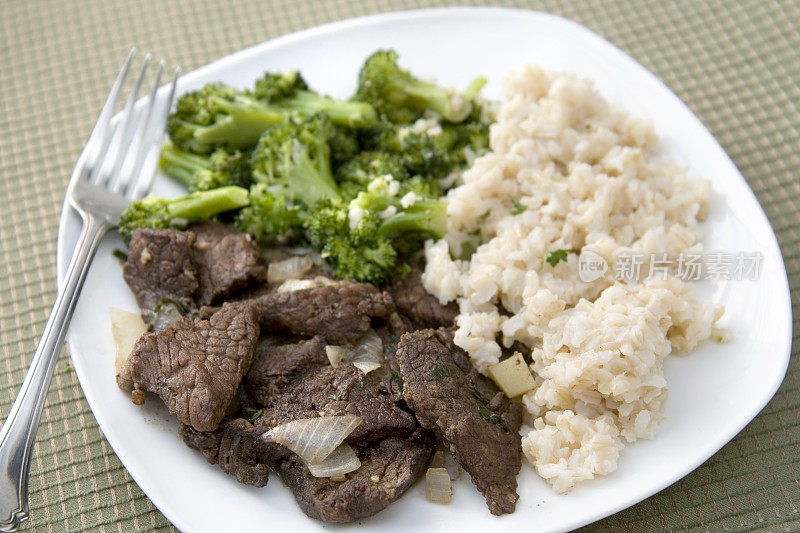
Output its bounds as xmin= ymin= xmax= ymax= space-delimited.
xmin=272 ymin=432 xmax=434 ymax=523
xmin=191 ymin=222 xmax=266 ymax=305
xmin=251 ymin=280 xmax=394 ymax=345
xmin=117 ymin=302 xmax=260 ymax=432
xmin=180 ymin=418 xmax=271 ymax=487
xmin=122 ymin=224 xmax=265 ymax=320
xmin=392 ymin=328 xmax=522 ymax=515
xmin=382 ymin=267 xmax=458 ymax=329
xmin=243 ymin=336 xmax=329 ymax=406
xmin=123 ymin=228 xmax=199 ymax=320
xmin=254 ymin=364 xmax=418 ymax=444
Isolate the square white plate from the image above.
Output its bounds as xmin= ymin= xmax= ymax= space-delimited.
xmin=57 ymin=7 xmax=792 ymax=532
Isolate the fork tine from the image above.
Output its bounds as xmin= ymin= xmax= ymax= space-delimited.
xmin=92 ymin=54 xmax=152 ymax=186
xmin=129 ymin=66 xmax=181 ymax=200
xmin=112 ymin=60 xmax=165 ymax=194
xmin=79 ymin=48 xmax=136 ymax=174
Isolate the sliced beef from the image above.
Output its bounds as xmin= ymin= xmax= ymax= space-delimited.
xmin=393 ymin=328 xmax=522 ymax=515
xmin=117 ymin=302 xmax=260 ymax=432
xmin=255 ymin=364 xmax=418 ymax=444
xmin=382 ymin=267 xmax=458 ymax=329
xmin=272 ymin=433 xmax=434 ymax=523
xmin=251 ymin=280 xmax=394 ymax=345
xmin=180 ymin=418 xmax=271 ymax=487
xmin=123 ymin=228 xmax=199 ymax=320
xmin=122 ymin=224 xmax=265 ymax=320
xmin=191 ymin=222 xmax=266 ymax=305
xmin=243 ymin=336 xmax=329 ymax=406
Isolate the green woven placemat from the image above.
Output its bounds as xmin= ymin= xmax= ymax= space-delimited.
xmin=1 ymin=0 xmax=798 ymax=531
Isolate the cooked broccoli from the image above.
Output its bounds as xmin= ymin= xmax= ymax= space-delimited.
xmin=235 ymin=183 xmax=305 ymax=245
xmin=167 ymin=83 xmax=288 ymax=154
xmin=336 ymin=151 xmax=409 ymax=186
xmin=306 ymin=177 xmax=446 ymax=284
xmin=158 ymin=141 xmax=252 ymax=192
xmin=355 ymin=50 xmax=472 ymax=123
xmin=360 ymin=123 xmax=455 ymax=179
xmin=118 ymin=186 xmax=250 ymax=244
xmin=255 ymin=70 xmax=377 ymax=128
xmin=328 ymin=126 xmax=360 ymax=170
xmin=250 ymin=113 xmax=342 ymax=206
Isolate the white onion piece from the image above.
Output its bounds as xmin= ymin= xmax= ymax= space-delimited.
xmin=109 ymin=308 xmax=147 ymax=375
xmin=267 ymin=255 xmax=314 ymax=283
xmin=425 ymin=467 xmax=452 ymax=504
xmin=307 ymin=444 xmax=361 ymax=478
xmin=431 ymin=450 xmax=461 ymax=480
xmin=352 ymin=361 xmax=382 ymax=374
xmin=325 ymin=345 xmax=347 ymax=368
xmin=263 ymin=415 xmax=363 ymax=464
xmin=277 ymin=276 xmax=337 ymax=293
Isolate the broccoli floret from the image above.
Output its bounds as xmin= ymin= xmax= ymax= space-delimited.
xmin=360 ymin=123 xmax=455 ymax=179
xmin=336 ymin=151 xmax=409 ymax=186
xmin=305 ymin=177 xmax=446 ymax=284
xmin=250 ymin=113 xmax=342 ymax=206
xmin=158 ymin=141 xmax=252 ymax=192
xmin=118 ymin=186 xmax=250 ymax=244
xmin=235 ymin=183 xmax=305 ymax=245
xmin=328 ymin=126 xmax=360 ymax=170
xmin=255 ymin=71 xmax=377 ymax=128
xmin=167 ymin=83 xmax=288 ymax=154
xmin=355 ymin=50 xmax=472 ymax=123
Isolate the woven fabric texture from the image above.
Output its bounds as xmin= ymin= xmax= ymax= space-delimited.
xmin=1 ymin=0 xmax=798 ymax=531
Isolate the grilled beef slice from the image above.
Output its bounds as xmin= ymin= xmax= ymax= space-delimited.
xmin=382 ymin=266 xmax=458 ymax=329
xmin=180 ymin=418 xmax=271 ymax=487
xmin=123 ymin=224 xmax=265 ymax=319
xmin=123 ymin=228 xmax=199 ymax=319
xmin=117 ymin=302 xmax=260 ymax=432
xmin=242 ymin=336 xmax=329 ymax=406
xmin=251 ymin=280 xmax=394 ymax=345
xmin=254 ymin=364 xmax=418 ymax=444
xmin=393 ymin=328 xmax=522 ymax=515
xmin=272 ymin=433 xmax=433 ymax=523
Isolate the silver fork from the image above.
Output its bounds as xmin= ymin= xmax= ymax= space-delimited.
xmin=0 ymin=49 xmax=179 ymax=532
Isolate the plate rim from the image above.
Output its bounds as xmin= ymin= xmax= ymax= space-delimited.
xmin=55 ymin=6 xmax=793 ymax=532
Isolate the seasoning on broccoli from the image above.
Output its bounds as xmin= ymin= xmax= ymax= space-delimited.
xmin=118 ymin=186 xmax=250 ymax=244
xmin=355 ymin=49 xmax=472 ymax=123
xmin=158 ymin=141 xmax=252 ymax=192
xmin=306 ymin=176 xmax=446 ymax=284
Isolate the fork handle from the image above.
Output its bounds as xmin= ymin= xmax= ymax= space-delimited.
xmin=0 ymin=215 xmax=109 ymax=532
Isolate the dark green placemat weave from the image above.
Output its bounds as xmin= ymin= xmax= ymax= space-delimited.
xmin=1 ymin=0 xmax=798 ymax=531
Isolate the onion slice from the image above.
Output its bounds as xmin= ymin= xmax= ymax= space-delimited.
xmin=307 ymin=444 xmax=361 ymax=478
xmin=267 ymin=255 xmax=314 ymax=283
xmin=109 ymin=307 xmax=147 ymax=375
xmin=262 ymin=414 xmax=363 ymax=464
xmin=326 ymin=330 xmax=384 ymax=374
xmin=425 ymin=467 xmax=452 ymax=504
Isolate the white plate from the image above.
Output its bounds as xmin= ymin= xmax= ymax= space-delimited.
xmin=57 ymin=7 xmax=792 ymax=533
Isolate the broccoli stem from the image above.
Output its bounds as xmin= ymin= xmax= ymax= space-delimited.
xmin=165 ymin=186 xmax=250 ymax=221
xmin=192 ymin=95 xmax=287 ymax=149
xmin=278 ymin=91 xmax=377 ymax=128
xmin=376 ymin=200 xmax=447 ymax=239
xmin=158 ymin=141 xmax=209 ymax=187
xmin=286 ymin=146 xmax=342 ymax=205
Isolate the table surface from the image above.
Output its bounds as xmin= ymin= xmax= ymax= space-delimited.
xmin=1 ymin=0 xmax=798 ymax=531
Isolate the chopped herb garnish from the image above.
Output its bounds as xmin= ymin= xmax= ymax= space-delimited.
xmin=511 ymin=200 xmax=527 ymax=215
xmin=64 ymin=362 xmax=72 ymax=372
xmin=112 ymin=249 xmax=128 ymax=263
xmin=383 ymin=342 xmax=398 ymax=357
xmin=546 ymin=249 xmax=569 ymax=267
xmin=386 ymin=371 xmax=404 ymax=393
xmin=429 ymin=361 xmax=459 ymax=380
xmin=241 ymin=407 xmax=263 ymax=423
xmin=476 ymin=399 xmax=501 ymax=425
